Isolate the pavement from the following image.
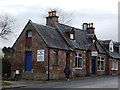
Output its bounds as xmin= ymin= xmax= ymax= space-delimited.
xmin=2 ymin=80 xmax=47 ymax=89
xmin=1 ymin=75 xmax=119 ymax=89
xmin=2 ymin=80 xmax=27 ymax=89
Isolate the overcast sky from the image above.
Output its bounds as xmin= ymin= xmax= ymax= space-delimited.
xmin=0 ymin=0 xmax=119 ymax=48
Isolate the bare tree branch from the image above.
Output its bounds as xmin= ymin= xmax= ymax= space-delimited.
xmin=0 ymin=13 xmax=16 ymax=39
xmin=39 ymin=8 xmax=73 ymax=25
xmin=50 ymin=8 xmax=73 ymax=25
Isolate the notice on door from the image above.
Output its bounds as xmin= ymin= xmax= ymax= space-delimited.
xmin=37 ymin=49 xmax=44 ymax=61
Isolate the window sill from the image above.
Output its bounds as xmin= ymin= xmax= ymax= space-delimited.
xmin=111 ymin=69 xmax=118 ymax=71
xmin=75 ymin=68 xmax=82 ymax=70
xmin=97 ymin=70 xmax=105 ymax=71
xmin=53 ymin=64 xmax=58 ymax=66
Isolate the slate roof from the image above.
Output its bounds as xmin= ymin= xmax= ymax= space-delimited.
xmin=109 ymin=52 xmax=120 ymax=60
xmin=30 ymin=21 xmax=108 ymax=55
xmin=101 ymin=40 xmax=111 ymax=44
xmin=114 ymin=42 xmax=120 ymax=47
xmin=31 ymin=22 xmax=72 ymax=51
xmin=31 ymin=21 xmax=95 ymax=51
xmin=95 ymin=40 xmax=107 ymax=54
xmin=99 ymin=40 xmax=120 ymax=60
xmin=13 ymin=20 xmax=120 ymax=59
xmin=56 ymin=23 xmax=93 ymax=50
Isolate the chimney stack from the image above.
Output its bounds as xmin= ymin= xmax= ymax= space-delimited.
xmin=87 ymin=23 xmax=95 ymax=34
xmin=46 ymin=11 xmax=59 ymax=27
xmin=83 ymin=23 xmax=95 ymax=34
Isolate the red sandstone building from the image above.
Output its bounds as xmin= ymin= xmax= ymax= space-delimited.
xmin=11 ymin=11 xmax=120 ymax=80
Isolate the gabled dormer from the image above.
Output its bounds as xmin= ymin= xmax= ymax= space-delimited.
xmin=69 ymin=27 xmax=75 ymax=40
xmin=109 ymin=40 xmax=114 ymax=52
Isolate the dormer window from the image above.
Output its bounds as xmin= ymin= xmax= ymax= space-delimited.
xmin=109 ymin=41 xmax=113 ymax=52
xmin=69 ymin=28 xmax=75 ymax=40
xmin=70 ymin=34 xmax=74 ymax=40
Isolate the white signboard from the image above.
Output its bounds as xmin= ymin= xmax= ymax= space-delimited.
xmin=37 ymin=50 xmax=44 ymax=61
xmin=91 ymin=51 xmax=98 ymax=56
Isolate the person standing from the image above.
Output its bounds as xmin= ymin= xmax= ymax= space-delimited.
xmin=64 ymin=66 xmax=71 ymax=81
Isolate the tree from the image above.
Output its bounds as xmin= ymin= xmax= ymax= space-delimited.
xmin=55 ymin=8 xmax=73 ymax=25
xmin=0 ymin=13 xmax=16 ymax=39
xmin=2 ymin=47 xmax=14 ymax=78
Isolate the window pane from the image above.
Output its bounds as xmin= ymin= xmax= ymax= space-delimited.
xmin=75 ymin=53 xmax=77 ymax=56
xmin=54 ymin=51 xmax=58 ymax=64
xmin=101 ymin=57 xmax=104 ymax=60
xmin=116 ymin=62 xmax=118 ymax=70
xmin=78 ymin=58 xmax=82 ymax=68
xmin=101 ymin=61 xmax=104 ymax=70
xmin=75 ymin=53 xmax=82 ymax=68
xmin=115 ymin=61 xmax=118 ymax=70
xmin=70 ymin=34 xmax=74 ymax=39
xmin=75 ymin=57 xmax=77 ymax=67
xmin=112 ymin=61 xmax=114 ymax=70
xmin=27 ymin=31 xmax=32 ymax=38
xmin=98 ymin=61 xmax=100 ymax=70
xmin=79 ymin=54 xmax=82 ymax=57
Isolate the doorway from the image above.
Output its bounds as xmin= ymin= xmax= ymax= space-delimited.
xmin=91 ymin=56 xmax=96 ymax=75
xmin=25 ymin=51 xmax=32 ymax=72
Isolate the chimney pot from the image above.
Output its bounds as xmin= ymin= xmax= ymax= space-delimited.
xmin=91 ymin=23 xmax=93 ymax=27
xmin=82 ymin=23 xmax=88 ymax=30
xmin=52 ymin=11 xmax=56 ymax=16
xmin=49 ymin=11 xmax=52 ymax=17
xmin=88 ymin=23 xmax=90 ymax=28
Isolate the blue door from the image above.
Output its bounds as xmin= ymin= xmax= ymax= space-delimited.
xmin=25 ymin=52 xmax=32 ymax=72
xmin=91 ymin=56 xmax=96 ymax=74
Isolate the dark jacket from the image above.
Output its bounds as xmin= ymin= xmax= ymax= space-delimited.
xmin=64 ymin=67 xmax=71 ymax=75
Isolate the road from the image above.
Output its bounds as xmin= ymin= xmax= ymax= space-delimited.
xmin=4 ymin=76 xmax=119 ymax=89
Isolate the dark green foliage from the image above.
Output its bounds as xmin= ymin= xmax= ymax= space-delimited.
xmin=2 ymin=46 xmax=14 ymax=79
xmin=2 ymin=58 xmax=11 ymax=79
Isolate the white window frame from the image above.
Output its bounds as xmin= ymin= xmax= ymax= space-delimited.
xmin=111 ymin=60 xmax=118 ymax=70
xmin=109 ymin=41 xmax=114 ymax=52
xmin=75 ymin=52 xmax=83 ymax=69
xmin=97 ymin=56 xmax=105 ymax=71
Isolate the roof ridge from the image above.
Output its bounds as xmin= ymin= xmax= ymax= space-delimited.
xmin=58 ymin=23 xmax=83 ymax=31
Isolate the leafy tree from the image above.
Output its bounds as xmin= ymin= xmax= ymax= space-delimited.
xmin=2 ymin=47 xmax=14 ymax=78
